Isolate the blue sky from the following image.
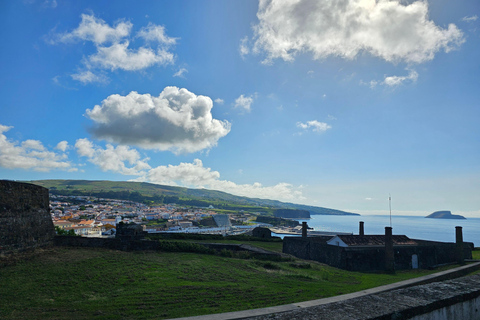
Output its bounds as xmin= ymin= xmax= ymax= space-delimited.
xmin=1 ymin=0 xmax=479 ymax=216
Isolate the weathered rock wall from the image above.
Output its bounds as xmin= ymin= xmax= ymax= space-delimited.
xmin=0 ymin=180 xmax=54 ymax=255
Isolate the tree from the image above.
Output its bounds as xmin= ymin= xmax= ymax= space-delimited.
xmin=54 ymin=226 xmax=77 ymax=236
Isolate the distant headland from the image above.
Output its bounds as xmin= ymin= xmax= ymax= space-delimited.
xmin=425 ymin=210 xmax=466 ymax=220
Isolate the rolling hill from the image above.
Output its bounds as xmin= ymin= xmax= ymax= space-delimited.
xmin=27 ymin=179 xmax=359 ymax=216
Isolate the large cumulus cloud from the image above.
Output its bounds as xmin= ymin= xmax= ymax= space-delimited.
xmin=86 ymin=87 xmax=231 ymax=153
xmin=252 ymin=0 xmax=464 ymax=64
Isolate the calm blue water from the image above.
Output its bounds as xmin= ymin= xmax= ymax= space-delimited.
xmin=291 ymin=215 xmax=480 ymax=247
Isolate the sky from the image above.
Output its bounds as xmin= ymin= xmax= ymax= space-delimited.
xmin=1 ymin=0 xmax=479 ymax=217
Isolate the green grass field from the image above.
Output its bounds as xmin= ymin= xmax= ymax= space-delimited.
xmin=0 ymin=246 xmax=463 ymax=320
xmin=472 ymin=248 xmax=480 ymax=260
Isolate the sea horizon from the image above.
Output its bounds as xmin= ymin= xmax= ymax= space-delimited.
xmin=292 ymin=214 xmax=480 ymax=247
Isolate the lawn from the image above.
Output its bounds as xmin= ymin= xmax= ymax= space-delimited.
xmin=472 ymin=248 xmax=480 ymax=260
xmin=0 ymin=247 xmax=461 ymax=320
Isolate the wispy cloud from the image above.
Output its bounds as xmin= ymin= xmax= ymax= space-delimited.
xmin=71 ymin=70 xmax=108 ymax=84
xmin=239 ymin=36 xmax=250 ymax=58
xmin=234 ymin=94 xmax=254 ymax=113
xmin=296 ymin=120 xmax=332 ymax=134
xmin=383 ymin=70 xmax=418 ymax=87
xmin=462 ymin=15 xmax=478 ymax=23
xmin=362 ymin=69 xmax=418 ymax=88
xmin=173 ymin=67 xmax=188 ymax=78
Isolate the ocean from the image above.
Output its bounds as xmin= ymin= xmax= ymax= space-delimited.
xmin=290 ymin=215 xmax=480 ymax=247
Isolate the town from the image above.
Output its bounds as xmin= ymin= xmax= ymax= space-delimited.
xmin=50 ymin=194 xmax=261 ymax=237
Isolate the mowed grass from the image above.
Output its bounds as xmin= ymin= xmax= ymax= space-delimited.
xmin=472 ymin=248 xmax=480 ymax=260
xmin=0 ymin=247 xmax=459 ymax=320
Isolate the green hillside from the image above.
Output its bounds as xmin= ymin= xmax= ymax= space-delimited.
xmin=28 ymin=179 xmax=359 ymax=216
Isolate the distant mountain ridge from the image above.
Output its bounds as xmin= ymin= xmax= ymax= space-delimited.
xmin=28 ymin=179 xmax=359 ymax=216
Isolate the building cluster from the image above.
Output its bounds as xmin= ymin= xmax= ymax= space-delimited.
xmin=50 ymin=194 xmax=218 ymax=237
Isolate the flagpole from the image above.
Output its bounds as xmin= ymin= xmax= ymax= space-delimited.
xmin=389 ymin=194 xmax=392 ymax=228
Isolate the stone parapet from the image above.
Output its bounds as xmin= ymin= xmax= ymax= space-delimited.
xmin=0 ymin=180 xmax=54 ymax=256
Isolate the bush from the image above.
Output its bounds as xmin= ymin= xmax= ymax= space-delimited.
xmin=54 ymin=226 xmax=77 ymax=236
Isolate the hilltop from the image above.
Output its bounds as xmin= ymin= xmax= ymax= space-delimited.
xmin=28 ymin=179 xmax=359 ymax=216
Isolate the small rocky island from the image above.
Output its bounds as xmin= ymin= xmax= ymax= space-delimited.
xmin=425 ymin=210 xmax=466 ymax=219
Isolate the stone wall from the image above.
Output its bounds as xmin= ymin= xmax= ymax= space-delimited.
xmin=283 ymin=236 xmax=473 ymax=271
xmin=0 ymin=180 xmax=55 ymax=256
xmin=54 ymin=236 xmax=286 ymax=259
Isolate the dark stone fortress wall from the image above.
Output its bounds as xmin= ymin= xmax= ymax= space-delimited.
xmin=0 ymin=180 xmax=55 ymax=255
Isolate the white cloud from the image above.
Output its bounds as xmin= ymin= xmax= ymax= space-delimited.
xmin=75 ymin=138 xmax=151 ymax=175
xmin=362 ymin=69 xmax=418 ymax=88
xmin=55 ymin=14 xmax=132 ymax=45
xmin=137 ymin=159 xmax=305 ymax=201
xmin=71 ymin=70 xmax=108 ymax=84
xmin=462 ymin=15 xmax=478 ymax=23
xmin=0 ymin=124 xmax=71 ymax=172
xmin=56 ymin=141 xmax=69 ymax=152
xmin=368 ymin=80 xmax=379 ymax=88
xmin=239 ymin=36 xmax=250 ymax=57
xmin=214 ymin=98 xmax=224 ymax=105
xmin=383 ymin=69 xmax=418 ymax=87
xmin=88 ymin=41 xmax=174 ymax=71
xmin=137 ymin=23 xmax=177 ymax=45
xmin=252 ymin=0 xmax=464 ymax=64
xmin=85 ymin=87 xmax=231 ymax=153
xmin=234 ymin=94 xmax=254 ymax=112
xmin=173 ymin=67 xmax=188 ymax=78
xmin=296 ymin=120 xmax=332 ymax=133
xmin=50 ymin=13 xmax=177 ymax=82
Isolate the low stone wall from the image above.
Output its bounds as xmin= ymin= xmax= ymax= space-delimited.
xmin=54 ymin=236 xmax=285 ymax=259
xmin=0 ymin=180 xmax=54 ymax=256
